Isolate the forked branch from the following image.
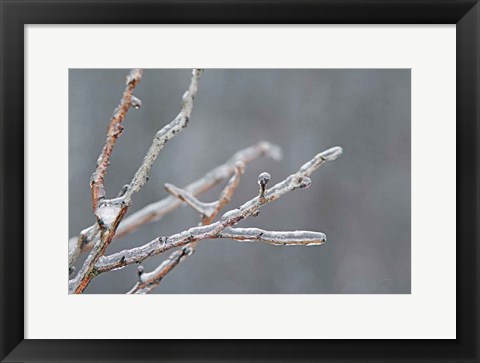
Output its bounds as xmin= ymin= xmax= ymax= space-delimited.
xmin=88 ymin=146 xmax=342 ymax=280
xmin=68 ymin=141 xmax=281 ymax=270
xmin=69 ymin=69 xmax=343 ymax=295
xmin=69 ymin=69 xmax=203 ymax=293
xmin=164 ymin=161 xmax=244 ymax=224
xmin=128 ymin=161 xmax=245 ymax=293
xmin=128 ymin=248 xmax=192 ymax=294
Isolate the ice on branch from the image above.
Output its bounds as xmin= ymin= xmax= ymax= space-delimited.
xmin=68 ymin=68 xmax=343 ymax=294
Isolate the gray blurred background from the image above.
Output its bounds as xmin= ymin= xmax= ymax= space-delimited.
xmin=69 ymin=69 xmax=410 ymax=294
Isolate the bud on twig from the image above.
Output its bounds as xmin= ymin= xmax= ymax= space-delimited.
xmin=137 ymin=265 xmax=145 ymax=282
xmin=258 ymin=172 xmax=271 ymax=198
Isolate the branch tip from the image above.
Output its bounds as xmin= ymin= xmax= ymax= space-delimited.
xmin=235 ymin=161 xmax=246 ymax=174
xmin=258 ymin=172 xmax=271 ymax=186
xmin=259 ymin=141 xmax=283 ymax=161
xmin=126 ymin=69 xmax=143 ymax=86
xmin=137 ymin=265 xmax=145 ymax=281
xmin=319 ymin=146 xmax=343 ymax=161
xmin=258 ymin=172 xmax=271 ymax=198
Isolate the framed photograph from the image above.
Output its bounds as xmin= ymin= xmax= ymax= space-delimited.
xmin=1 ymin=0 xmax=478 ymax=362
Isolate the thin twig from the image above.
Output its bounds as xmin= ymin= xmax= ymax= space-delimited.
xmin=218 ymin=227 xmax=326 ymax=245
xmin=90 ymin=146 xmax=342 ymax=278
xmin=163 ymin=183 xmax=218 ymax=220
xmin=127 ymin=247 xmax=191 ymax=294
xmin=208 ymin=161 xmax=245 ymax=224
xmin=69 ymin=69 xmax=143 ymax=286
xmin=90 ymin=69 xmax=143 ymax=213
xmin=68 ymin=225 xmax=99 ymax=272
xmin=69 ymin=69 xmax=203 ymax=294
xmin=121 ymin=69 xmax=203 ymax=203
xmin=164 ymin=161 xmax=244 ymax=224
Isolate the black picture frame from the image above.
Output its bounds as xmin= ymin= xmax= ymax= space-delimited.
xmin=1 ymin=1 xmax=478 ymax=362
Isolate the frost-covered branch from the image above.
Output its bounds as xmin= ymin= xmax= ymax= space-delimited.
xmin=127 ymin=248 xmax=191 ymax=294
xmin=91 ymin=146 xmax=342 ymax=277
xmin=164 ymin=161 xmax=244 ymax=224
xmin=163 ymin=183 xmax=218 ymax=220
xmin=69 ymin=69 xmax=203 ymax=294
xmin=69 ymin=141 xmax=281 ymax=267
xmin=69 ymin=69 xmax=144 ymax=291
xmin=68 ymin=225 xmax=98 ymax=273
xmin=121 ymin=69 xmax=203 ymax=203
xmin=117 ymin=141 xmax=280 ymax=236
xmin=128 ymin=161 xmax=245 ymax=294
xmin=69 ymin=68 xmax=343 ymax=295
xmin=128 ymin=227 xmax=325 ymax=294
xmin=69 ymin=185 xmax=129 ymax=271
xmin=219 ymin=227 xmax=326 ymax=245
xmin=210 ymin=161 xmax=245 ymax=223
xmin=90 ymin=69 xmax=143 ymax=213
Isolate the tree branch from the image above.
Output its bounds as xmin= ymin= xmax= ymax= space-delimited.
xmin=69 ymin=185 xmax=127 ymax=271
xmin=90 ymin=146 xmax=342 ymax=278
xmin=90 ymin=69 xmax=143 ymax=213
xmin=116 ymin=141 xmax=279 ymax=237
xmin=127 ymin=247 xmax=191 ymax=294
xmin=121 ymin=69 xmax=203 ymax=203
xmin=127 ymin=226 xmax=325 ymax=294
xmin=128 ymin=161 xmax=245 ymax=294
xmin=218 ymin=227 xmax=326 ymax=246
xmin=210 ymin=161 xmax=245 ymax=224
xmin=68 ymin=225 xmax=99 ymax=273
xmin=163 ymin=183 xmax=218 ymax=220
xmin=69 ymin=68 xmax=203 ymax=294
xmin=69 ymin=141 xmax=282 ymax=268
xmin=164 ymin=161 xmax=244 ymax=224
